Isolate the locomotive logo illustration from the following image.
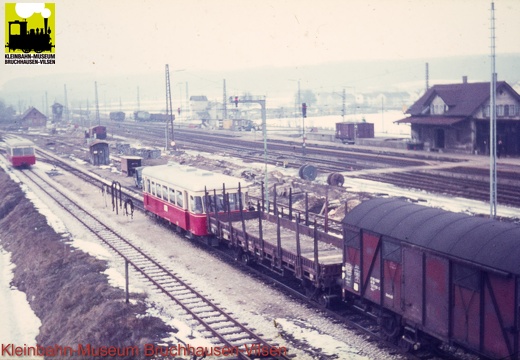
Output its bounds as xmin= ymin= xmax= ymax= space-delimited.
xmin=4 ymin=3 xmax=55 ymax=53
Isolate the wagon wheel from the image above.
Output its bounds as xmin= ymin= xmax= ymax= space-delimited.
xmin=327 ymin=172 xmax=345 ymax=187
xmin=240 ymin=252 xmax=252 ymax=266
xmin=234 ymin=248 xmax=252 ymax=266
xmin=35 ymin=49 xmax=43 ymax=53
xmin=22 ymin=48 xmax=31 ymax=53
xmin=398 ymin=337 xmax=413 ymax=352
xmin=317 ymin=292 xmax=331 ymax=308
xmin=380 ymin=313 xmax=401 ymax=342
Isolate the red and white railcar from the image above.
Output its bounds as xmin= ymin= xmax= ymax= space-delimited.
xmin=142 ymin=163 xmax=248 ymax=237
xmin=4 ymin=138 xmax=36 ymax=167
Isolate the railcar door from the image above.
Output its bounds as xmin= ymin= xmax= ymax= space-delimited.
xmin=424 ymin=254 xmax=449 ymax=338
xmin=402 ymin=247 xmax=423 ymax=324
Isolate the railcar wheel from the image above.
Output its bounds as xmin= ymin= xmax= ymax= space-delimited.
xmin=380 ymin=313 xmax=401 ymax=342
xmin=398 ymin=337 xmax=413 ymax=352
xmin=240 ymin=252 xmax=252 ymax=265
xmin=234 ymin=249 xmax=252 ymax=265
xmin=318 ymin=293 xmax=330 ymax=308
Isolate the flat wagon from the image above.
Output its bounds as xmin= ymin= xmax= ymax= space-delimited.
xmin=207 ymin=191 xmax=343 ymax=305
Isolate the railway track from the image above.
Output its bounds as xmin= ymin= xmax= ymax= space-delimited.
xmin=355 ymin=170 xmax=520 ymax=208
xmin=19 ymin=167 xmax=290 ymax=360
xmin=2 ymin=147 xmax=479 ymax=359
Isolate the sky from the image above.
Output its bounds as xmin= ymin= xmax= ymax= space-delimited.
xmin=2 ymin=0 xmax=520 ymax=78
xmin=1 ymin=0 xmax=520 ymax=110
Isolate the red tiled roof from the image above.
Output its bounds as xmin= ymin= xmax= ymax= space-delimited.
xmin=395 ymin=116 xmax=466 ymax=125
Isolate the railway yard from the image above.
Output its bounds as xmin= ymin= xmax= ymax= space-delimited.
xmin=1 ymin=122 xmax=520 ymax=360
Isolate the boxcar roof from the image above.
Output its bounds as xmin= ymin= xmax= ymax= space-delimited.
xmin=142 ymin=164 xmax=247 ymax=192
xmin=343 ymin=197 xmax=520 ymax=275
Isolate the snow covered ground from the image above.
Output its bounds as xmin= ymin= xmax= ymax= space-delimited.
xmin=1 ymin=125 xmax=518 ymax=359
xmin=0 ymin=247 xmax=43 ymax=359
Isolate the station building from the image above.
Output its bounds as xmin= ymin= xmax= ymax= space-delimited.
xmin=396 ymin=77 xmax=520 ymax=156
xmin=18 ymin=107 xmax=47 ymax=128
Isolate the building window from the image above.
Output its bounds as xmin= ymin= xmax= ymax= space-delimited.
xmin=497 ymin=105 xmax=504 ymax=116
xmin=483 ymin=105 xmax=490 ymax=117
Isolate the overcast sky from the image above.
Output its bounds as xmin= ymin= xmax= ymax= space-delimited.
xmin=2 ymin=0 xmax=520 ymax=88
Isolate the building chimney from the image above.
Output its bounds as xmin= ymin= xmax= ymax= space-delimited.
xmin=462 ymin=76 xmax=468 ymax=84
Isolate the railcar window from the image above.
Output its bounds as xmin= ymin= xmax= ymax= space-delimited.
xmin=190 ymin=195 xmax=204 ymax=214
xmin=169 ymin=188 xmax=176 ymax=205
xmin=382 ymin=239 xmax=401 ymax=263
xmin=23 ymin=147 xmax=34 ymax=155
xmin=162 ymin=185 xmax=168 ymax=201
xmin=151 ymin=181 xmax=156 ymax=196
xmin=453 ymin=263 xmax=480 ymax=291
xmin=145 ymin=179 xmax=150 ymax=193
xmin=176 ymin=190 xmax=184 ymax=208
xmin=13 ymin=148 xmax=23 ymax=156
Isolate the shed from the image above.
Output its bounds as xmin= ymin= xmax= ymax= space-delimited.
xmin=120 ymin=156 xmax=142 ymax=176
xmin=19 ymin=107 xmax=47 ymax=127
xmin=89 ymin=141 xmax=110 ymax=166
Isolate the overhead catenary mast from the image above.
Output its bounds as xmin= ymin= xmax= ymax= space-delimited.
xmin=94 ymin=81 xmax=100 ymax=125
xmin=165 ymin=64 xmax=174 ymax=150
xmin=223 ymin=79 xmax=227 ymax=120
xmin=64 ymin=84 xmax=69 ymax=122
xmin=489 ymin=1 xmax=497 ymax=218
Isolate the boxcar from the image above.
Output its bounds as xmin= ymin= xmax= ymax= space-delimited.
xmin=109 ymin=111 xmax=126 ymax=121
xmin=142 ymin=163 xmax=248 ymax=237
xmin=4 ymin=138 xmax=36 ymax=167
xmin=90 ymin=125 xmax=107 ymax=140
xmin=335 ymin=122 xmax=374 ymax=143
xmin=342 ymin=197 xmax=520 ymax=359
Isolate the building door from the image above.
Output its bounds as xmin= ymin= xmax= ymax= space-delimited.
xmin=435 ymin=129 xmax=445 ymax=149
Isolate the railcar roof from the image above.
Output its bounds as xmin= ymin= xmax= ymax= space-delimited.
xmin=142 ymin=164 xmax=248 ymax=192
xmin=3 ymin=138 xmax=35 ymax=146
xmin=343 ymin=197 xmax=520 ymax=275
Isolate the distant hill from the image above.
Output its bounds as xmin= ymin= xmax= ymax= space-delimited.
xmin=2 ymin=54 xmax=519 ymax=112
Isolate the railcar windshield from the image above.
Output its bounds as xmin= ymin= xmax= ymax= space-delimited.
xmin=12 ymin=147 xmax=34 ymax=156
xmin=206 ymin=192 xmax=242 ymax=213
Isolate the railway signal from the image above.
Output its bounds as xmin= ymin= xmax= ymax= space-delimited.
xmin=234 ymin=96 xmax=239 ymax=107
xmin=302 ymin=102 xmax=307 ymax=118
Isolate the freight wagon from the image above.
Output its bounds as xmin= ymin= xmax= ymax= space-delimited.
xmin=342 ymin=197 xmax=520 ymax=359
xmin=335 ymin=122 xmax=374 ymax=144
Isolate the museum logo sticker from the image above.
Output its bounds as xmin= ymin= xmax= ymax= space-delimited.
xmin=4 ymin=3 xmax=55 ymax=64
